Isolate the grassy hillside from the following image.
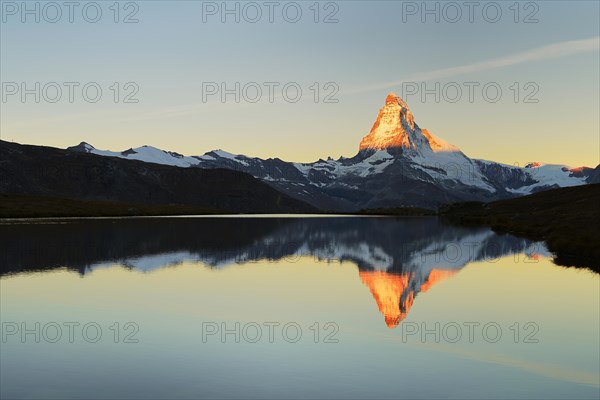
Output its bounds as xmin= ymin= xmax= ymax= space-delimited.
xmin=0 ymin=194 xmax=228 ymax=218
xmin=441 ymin=184 xmax=600 ymax=271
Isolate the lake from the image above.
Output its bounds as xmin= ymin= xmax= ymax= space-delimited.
xmin=1 ymin=216 xmax=599 ymax=399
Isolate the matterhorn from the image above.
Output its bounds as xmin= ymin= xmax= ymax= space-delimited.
xmin=68 ymin=93 xmax=598 ymax=211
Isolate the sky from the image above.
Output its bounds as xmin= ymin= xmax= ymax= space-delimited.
xmin=1 ymin=0 xmax=599 ymax=167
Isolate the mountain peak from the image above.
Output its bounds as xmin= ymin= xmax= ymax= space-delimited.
xmin=67 ymin=142 xmax=95 ymax=153
xmin=359 ymin=94 xmax=419 ymax=152
xmin=385 ymin=92 xmax=399 ymax=104
xmin=359 ymin=93 xmax=460 ymax=155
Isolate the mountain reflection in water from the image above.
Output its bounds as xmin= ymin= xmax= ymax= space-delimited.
xmin=0 ymin=216 xmax=544 ymax=327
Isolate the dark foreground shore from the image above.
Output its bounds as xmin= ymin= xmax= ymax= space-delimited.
xmin=0 ymin=194 xmax=228 ymax=218
xmin=440 ymin=184 xmax=600 ymax=272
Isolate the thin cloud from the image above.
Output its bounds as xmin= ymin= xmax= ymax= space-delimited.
xmin=18 ymin=37 xmax=595 ymax=125
xmin=139 ymin=37 xmax=599 ymax=120
xmin=343 ymin=36 xmax=600 ymax=95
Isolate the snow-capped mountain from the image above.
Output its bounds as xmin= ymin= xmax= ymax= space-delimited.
xmin=68 ymin=93 xmax=598 ymax=211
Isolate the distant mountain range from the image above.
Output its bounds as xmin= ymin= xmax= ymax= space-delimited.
xmin=2 ymin=93 xmax=597 ymax=212
xmin=66 ymin=93 xmax=599 ymax=211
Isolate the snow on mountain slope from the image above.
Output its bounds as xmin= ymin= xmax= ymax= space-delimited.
xmin=294 ymin=150 xmax=395 ymax=182
xmin=67 ymin=93 xmax=595 ymax=209
xmin=70 ymin=142 xmax=203 ymax=168
xmin=512 ymin=163 xmax=588 ymax=193
xmin=475 ymin=159 xmax=588 ymax=194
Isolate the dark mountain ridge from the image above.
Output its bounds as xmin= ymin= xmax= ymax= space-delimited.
xmin=0 ymin=140 xmax=317 ymax=214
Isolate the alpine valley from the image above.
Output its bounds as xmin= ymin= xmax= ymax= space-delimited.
xmin=4 ymin=93 xmax=599 ymax=212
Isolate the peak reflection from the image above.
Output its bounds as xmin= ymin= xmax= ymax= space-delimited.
xmin=0 ymin=217 xmax=544 ymax=327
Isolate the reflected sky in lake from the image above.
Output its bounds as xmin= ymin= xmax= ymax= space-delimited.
xmin=1 ymin=217 xmax=599 ymax=399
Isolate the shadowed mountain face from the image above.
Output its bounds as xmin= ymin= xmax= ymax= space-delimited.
xmin=0 ymin=217 xmax=544 ymax=327
xmin=0 ymin=141 xmax=317 ymax=214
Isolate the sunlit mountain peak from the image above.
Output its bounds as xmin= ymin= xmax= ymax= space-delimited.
xmin=359 ymin=93 xmax=458 ymax=154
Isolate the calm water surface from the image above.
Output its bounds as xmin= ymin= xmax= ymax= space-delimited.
xmin=1 ymin=217 xmax=598 ymax=399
